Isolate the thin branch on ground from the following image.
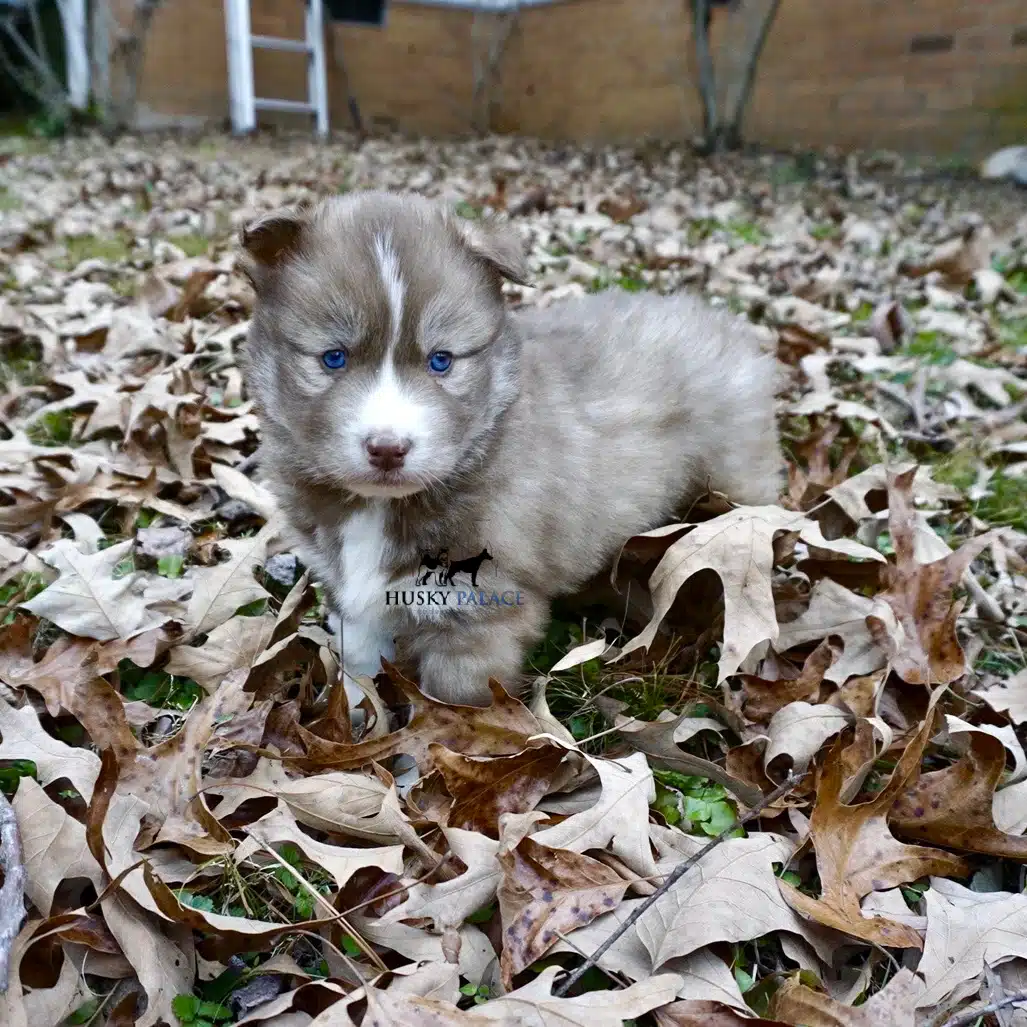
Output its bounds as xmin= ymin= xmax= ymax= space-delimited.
xmin=939 ymin=988 xmax=1027 ymax=1027
xmin=0 ymin=789 xmax=26 ymax=993
xmin=553 ymin=770 xmax=801 ymax=997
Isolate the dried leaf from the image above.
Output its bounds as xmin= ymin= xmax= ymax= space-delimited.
xmin=22 ymin=539 xmax=175 ymax=641
xmin=618 ymin=506 xmax=882 ymax=681
xmin=769 ymin=967 xmax=920 ymax=1026
xmin=431 ymin=740 xmax=569 ymax=836
xmin=497 ymin=834 xmax=630 ymax=986
xmin=779 ymin=697 xmax=968 ymax=948
xmin=890 ymin=729 xmax=1027 ymax=859
xmin=878 ymin=468 xmax=994 ymax=685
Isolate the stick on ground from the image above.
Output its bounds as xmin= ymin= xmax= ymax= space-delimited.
xmin=553 ymin=770 xmax=801 ymax=998
xmin=0 ymin=789 xmax=26 ymax=993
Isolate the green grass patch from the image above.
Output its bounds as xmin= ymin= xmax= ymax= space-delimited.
xmin=0 ymin=187 xmax=21 ymax=212
xmin=26 ymin=409 xmax=76 ymax=446
xmin=900 ymin=330 xmax=957 ymax=366
xmin=169 ymin=233 xmax=211 ymax=258
xmin=120 ymin=663 xmax=204 ymax=711
xmin=57 ymin=234 xmax=135 ymax=269
xmin=975 ymin=472 xmax=1027 ymax=532
xmin=726 ymin=220 xmax=769 ymax=244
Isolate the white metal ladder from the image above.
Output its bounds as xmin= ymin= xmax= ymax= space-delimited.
xmin=224 ymin=0 xmax=329 ymax=137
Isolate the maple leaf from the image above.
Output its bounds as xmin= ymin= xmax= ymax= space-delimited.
xmin=497 ymin=834 xmax=630 ymax=987
xmin=778 ymin=695 xmax=968 ymax=948
xmin=616 ymin=505 xmax=883 ymax=681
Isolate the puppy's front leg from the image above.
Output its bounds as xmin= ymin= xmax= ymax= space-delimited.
xmin=412 ymin=602 xmax=546 ymax=706
xmin=338 ymin=611 xmax=395 ymax=701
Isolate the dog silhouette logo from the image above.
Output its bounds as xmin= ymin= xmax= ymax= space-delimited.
xmin=416 ymin=548 xmax=449 ymax=586
xmin=441 ymin=547 xmax=493 ymax=587
xmin=414 ymin=546 xmax=493 ymax=587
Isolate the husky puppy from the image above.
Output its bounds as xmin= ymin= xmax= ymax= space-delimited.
xmin=239 ymin=191 xmax=781 ymax=705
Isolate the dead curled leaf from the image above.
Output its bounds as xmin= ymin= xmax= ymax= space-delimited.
xmin=768 ymin=967 xmax=920 ymax=1026
xmin=497 ymin=834 xmax=630 ymax=987
xmin=430 ymin=739 xmax=571 ymax=836
xmin=890 ymin=728 xmax=1027 ymax=859
xmin=616 ymin=505 xmax=883 ymax=682
xmin=778 ymin=694 xmax=969 ymax=948
xmin=876 ymin=468 xmax=995 ymax=685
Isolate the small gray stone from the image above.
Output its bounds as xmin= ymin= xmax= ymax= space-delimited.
xmin=264 ymin=553 xmax=298 ymax=587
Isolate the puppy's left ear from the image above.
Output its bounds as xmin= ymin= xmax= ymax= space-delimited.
xmin=238 ymin=206 xmax=308 ymax=287
xmin=453 ymin=214 xmax=529 ymax=287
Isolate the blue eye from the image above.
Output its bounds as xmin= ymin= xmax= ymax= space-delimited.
xmin=322 ymin=349 xmax=347 ymax=370
xmin=428 ymin=351 xmax=453 ymax=374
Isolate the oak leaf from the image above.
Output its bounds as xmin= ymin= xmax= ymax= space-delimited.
xmin=497 ymin=834 xmax=630 ymax=986
xmin=617 ymin=506 xmax=882 ymax=681
xmin=778 ymin=698 xmax=968 ymax=948
xmin=890 ymin=728 xmax=1027 ymax=859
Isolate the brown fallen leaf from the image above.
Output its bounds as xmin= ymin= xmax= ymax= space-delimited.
xmin=479 ymin=967 xmax=683 ymax=1026
xmin=234 ymin=804 xmax=405 ymax=890
xmin=617 ymin=506 xmax=883 ymax=682
xmin=890 ymin=729 xmax=1027 ymax=859
xmin=973 ymin=668 xmax=1027 ymax=725
xmin=877 ymin=468 xmax=995 ymax=686
xmin=773 ymin=578 xmax=897 ymax=684
xmin=595 ymin=698 xmax=763 ymax=806
xmin=916 ymin=876 xmax=1027 ymax=1011
xmin=0 ymin=696 xmax=101 ymax=800
xmin=768 ymin=967 xmax=920 ymax=1026
xmin=740 ymin=638 xmax=836 ymax=723
xmin=164 ymin=612 xmax=276 ymax=692
xmin=898 ymin=224 xmax=994 ymax=286
xmin=12 ymin=777 xmax=104 ymax=916
xmin=21 ymin=539 xmax=178 ymax=641
xmin=269 ymin=662 xmax=547 ymax=773
xmin=497 ymin=834 xmax=630 ymax=987
xmin=778 ymin=693 xmax=968 ymax=949
xmin=655 ymin=1001 xmax=791 ymax=1026
xmin=431 ymin=740 xmax=570 ymax=837
xmin=0 ymin=921 xmax=90 ymax=1027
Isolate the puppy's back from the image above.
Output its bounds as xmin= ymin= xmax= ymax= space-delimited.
xmin=511 ymin=290 xmax=781 ymax=507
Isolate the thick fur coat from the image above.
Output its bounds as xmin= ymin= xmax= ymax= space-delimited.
xmin=240 ymin=191 xmax=781 ymax=704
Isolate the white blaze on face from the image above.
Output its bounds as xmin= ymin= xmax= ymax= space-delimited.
xmin=349 ymin=233 xmax=432 ymax=491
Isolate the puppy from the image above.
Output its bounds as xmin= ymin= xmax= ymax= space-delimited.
xmin=240 ymin=191 xmax=781 ymax=706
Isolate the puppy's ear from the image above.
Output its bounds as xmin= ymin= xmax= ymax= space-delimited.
xmin=452 ymin=213 xmax=529 ymax=287
xmin=238 ymin=207 xmax=307 ymax=286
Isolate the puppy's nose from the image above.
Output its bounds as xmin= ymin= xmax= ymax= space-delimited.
xmin=365 ymin=435 xmax=411 ymax=471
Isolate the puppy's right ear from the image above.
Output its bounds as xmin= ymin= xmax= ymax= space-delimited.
xmin=238 ymin=207 xmax=306 ymax=287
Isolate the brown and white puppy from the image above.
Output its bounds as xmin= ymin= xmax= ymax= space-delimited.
xmin=240 ymin=191 xmax=781 ymax=705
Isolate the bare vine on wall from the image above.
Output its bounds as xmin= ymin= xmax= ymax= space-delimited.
xmin=471 ymin=5 xmax=519 ymax=136
xmin=689 ymin=0 xmax=782 ymax=152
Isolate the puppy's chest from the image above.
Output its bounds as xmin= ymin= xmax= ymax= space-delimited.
xmin=332 ymin=505 xmax=515 ymax=624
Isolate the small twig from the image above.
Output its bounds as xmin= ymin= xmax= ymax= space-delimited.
xmin=939 ymin=988 xmax=1027 ymax=1027
xmin=553 ymin=771 xmax=800 ymax=997
xmin=0 ymin=789 xmax=26 ymax=993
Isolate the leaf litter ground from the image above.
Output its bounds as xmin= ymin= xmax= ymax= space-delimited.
xmin=0 ymin=132 xmax=1026 ymax=1027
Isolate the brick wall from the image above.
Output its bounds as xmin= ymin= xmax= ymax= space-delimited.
xmin=126 ymin=0 xmax=1027 ymax=156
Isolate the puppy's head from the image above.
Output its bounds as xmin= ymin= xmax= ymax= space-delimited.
xmin=240 ymin=192 xmax=527 ymax=499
